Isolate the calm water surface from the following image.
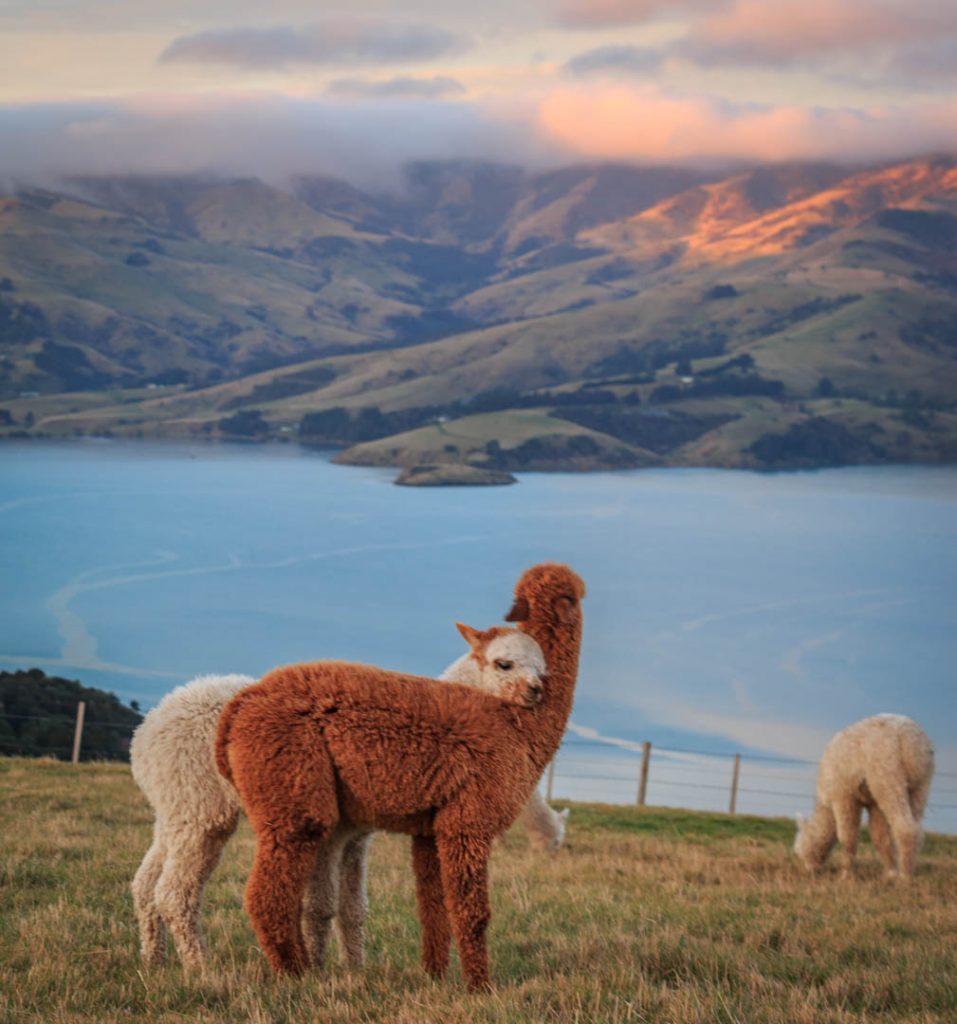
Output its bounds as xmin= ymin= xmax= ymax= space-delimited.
xmin=2 ymin=440 xmax=955 ymax=830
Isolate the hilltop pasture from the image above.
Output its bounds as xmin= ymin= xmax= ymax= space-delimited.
xmin=2 ymin=758 xmax=956 ymax=1023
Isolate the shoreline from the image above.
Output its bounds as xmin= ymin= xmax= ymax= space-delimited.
xmin=2 ymin=432 xmax=955 ymax=485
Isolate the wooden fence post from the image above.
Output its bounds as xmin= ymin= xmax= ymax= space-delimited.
xmin=546 ymin=759 xmax=555 ymax=802
xmin=729 ymin=753 xmax=741 ymax=814
xmin=71 ymin=701 xmax=86 ymax=765
xmin=637 ymin=741 xmax=651 ymax=806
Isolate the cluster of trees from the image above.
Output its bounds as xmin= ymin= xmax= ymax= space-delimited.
xmin=478 ymin=433 xmax=636 ymax=470
xmin=218 ymin=409 xmax=271 ymax=437
xmin=0 ymin=668 xmax=143 ymax=762
xmin=554 ymin=407 xmax=736 ymax=454
xmin=585 ymin=332 xmax=729 ymax=379
xmin=749 ymin=418 xmax=885 ymax=468
xmin=0 ymin=292 xmax=50 ymax=345
xmin=34 ymin=340 xmax=112 ymax=390
xmin=649 ymin=374 xmax=785 ymax=404
xmin=222 ymin=366 xmax=337 ymax=410
xmin=758 ymin=294 xmax=860 ymax=337
xmin=299 ymin=405 xmax=441 ymax=444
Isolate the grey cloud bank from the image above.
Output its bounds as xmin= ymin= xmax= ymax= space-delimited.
xmin=0 ymin=96 xmax=562 ymax=191
xmin=160 ymin=21 xmax=471 ymax=71
xmin=2 ymin=85 xmax=957 ymax=190
xmin=563 ymin=45 xmax=663 ymax=77
xmin=324 ymin=76 xmax=466 ymax=100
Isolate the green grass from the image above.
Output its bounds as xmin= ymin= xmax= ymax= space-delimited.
xmin=2 ymin=758 xmax=957 ymax=1023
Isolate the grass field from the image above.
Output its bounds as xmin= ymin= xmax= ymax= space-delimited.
xmin=2 ymin=758 xmax=956 ymax=1024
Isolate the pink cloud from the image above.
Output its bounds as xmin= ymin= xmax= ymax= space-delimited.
xmin=557 ymin=0 xmax=723 ymax=29
xmin=537 ymin=84 xmax=957 ymax=164
xmin=684 ymin=0 xmax=957 ymax=64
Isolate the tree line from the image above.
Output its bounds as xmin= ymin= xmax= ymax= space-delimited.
xmin=0 ymin=669 xmax=142 ymax=761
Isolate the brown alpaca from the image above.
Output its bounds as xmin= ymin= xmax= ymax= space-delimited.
xmin=215 ymin=563 xmax=584 ymax=989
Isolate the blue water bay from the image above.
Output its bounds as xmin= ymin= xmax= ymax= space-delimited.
xmin=2 ymin=440 xmax=955 ymax=830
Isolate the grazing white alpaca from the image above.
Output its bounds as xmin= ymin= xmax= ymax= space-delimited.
xmin=131 ymin=623 xmax=561 ymax=970
xmin=794 ymin=714 xmax=934 ymax=879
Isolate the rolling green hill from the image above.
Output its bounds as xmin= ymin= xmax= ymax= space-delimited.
xmin=2 ymin=156 xmax=957 ymax=476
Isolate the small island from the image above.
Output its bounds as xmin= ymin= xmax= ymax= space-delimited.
xmin=394 ymin=464 xmax=517 ymax=487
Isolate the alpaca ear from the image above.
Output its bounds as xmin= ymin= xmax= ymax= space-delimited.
xmin=795 ymin=812 xmax=806 ymax=829
xmin=559 ymin=808 xmax=570 ymax=820
xmin=505 ymin=597 xmax=530 ymax=622
xmin=455 ymin=622 xmax=482 ymax=649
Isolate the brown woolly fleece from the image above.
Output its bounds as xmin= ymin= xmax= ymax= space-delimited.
xmin=215 ymin=563 xmax=585 ymax=989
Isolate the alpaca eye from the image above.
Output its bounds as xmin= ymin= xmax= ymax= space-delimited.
xmin=494 ymin=660 xmax=514 ymax=671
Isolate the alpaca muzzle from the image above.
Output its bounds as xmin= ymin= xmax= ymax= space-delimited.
xmin=525 ymin=678 xmax=545 ymax=706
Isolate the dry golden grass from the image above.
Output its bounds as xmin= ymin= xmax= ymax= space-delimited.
xmin=2 ymin=757 xmax=956 ymax=1024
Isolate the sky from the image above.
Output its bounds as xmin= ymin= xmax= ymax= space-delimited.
xmin=1 ymin=0 xmax=957 ymax=187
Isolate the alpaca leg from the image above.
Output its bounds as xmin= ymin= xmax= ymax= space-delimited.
xmin=832 ymin=798 xmax=862 ymax=879
xmin=335 ymin=831 xmax=371 ymax=968
xmin=154 ymin=818 xmax=237 ymax=971
xmin=230 ymin=721 xmax=339 ymax=975
xmin=412 ymin=834 xmax=451 ymax=979
xmin=867 ymin=806 xmax=897 ymax=879
xmin=301 ymin=836 xmax=343 ymax=969
xmin=871 ymin=779 xmax=923 ymax=878
xmin=887 ymin=796 xmax=922 ymax=878
xmin=246 ymin=832 xmax=329 ymax=976
xmin=132 ymin=830 xmax=168 ymax=965
xmin=909 ymin=778 xmax=931 ymax=822
xmin=521 ymin=789 xmax=567 ymax=851
xmin=436 ymin=832 xmax=493 ymax=991
xmin=908 ymin=779 xmax=931 ymax=859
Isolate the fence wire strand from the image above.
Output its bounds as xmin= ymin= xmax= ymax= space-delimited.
xmin=3 ymin=710 xmax=955 ymax=828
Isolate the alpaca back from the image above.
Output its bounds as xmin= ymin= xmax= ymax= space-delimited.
xmin=220 ymin=662 xmax=534 ymax=832
xmin=132 ymin=674 xmax=254 ymax=827
xmin=894 ymin=717 xmax=935 ymax=790
xmin=818 ymin=714 xmax=934 ymax=802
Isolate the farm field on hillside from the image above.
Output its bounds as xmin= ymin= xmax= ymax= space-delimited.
xmin=2 ymin=758 xmax=956 ymax=1023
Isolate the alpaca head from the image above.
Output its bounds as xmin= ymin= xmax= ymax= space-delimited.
xmin=793 ymin=809 xmax=835 ymax=872
xmin=505 ymin=563 xmax=586 ymax=631
xmin=455 ymin=623 xmax=547 ymax=708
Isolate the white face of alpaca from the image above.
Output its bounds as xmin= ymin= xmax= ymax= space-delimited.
xmin=476 ymin=631 xmax=547 ymax=708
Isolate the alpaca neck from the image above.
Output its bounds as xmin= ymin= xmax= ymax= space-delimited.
xmin=804 ymin=803 xmax=838 ymax=867
xmin=519 ymin=616 xmax=581 ymax=773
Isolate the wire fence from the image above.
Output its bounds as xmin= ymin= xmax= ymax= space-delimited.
xmin=547 ymin=735 xmax=957 ymax=835
xmin=4 ymin=703 xmax=957 ymax=834
xmin=0 ymin=701 xmax=137 ymax=763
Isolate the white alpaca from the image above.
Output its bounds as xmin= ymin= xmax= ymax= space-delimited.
xmin=794 ymin=713 xmax=934 ymax=879
xmin=131 ymin=624 xmax=566 ymax=970
xmin=441 ymin=625 xmax=569 ymax=852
